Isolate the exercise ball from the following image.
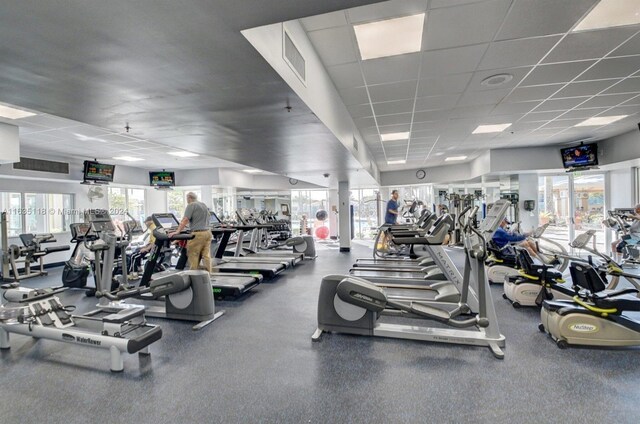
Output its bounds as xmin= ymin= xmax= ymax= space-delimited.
xmin=315 ymin=226 xmax=329 ymax=239
xmin=315 ymin=209 xmax=328 ymax=221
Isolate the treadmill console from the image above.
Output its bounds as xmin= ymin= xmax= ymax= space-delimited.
xmin=209 ymin=211 xmax=222 ymax=227
xmin=85 ymin=209 xmax=116 ymax=233
xmin=153 ymin=213 xmax=180 ymax=230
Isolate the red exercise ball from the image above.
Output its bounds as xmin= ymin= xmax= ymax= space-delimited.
xmin=315 ymin=226 xmax=329 ymax=239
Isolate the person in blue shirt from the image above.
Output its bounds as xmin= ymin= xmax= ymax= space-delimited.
xmin=385 ymin=190 xmax=400 ymax=225
xmin=493 ymin=218 xmax=539 ymax=258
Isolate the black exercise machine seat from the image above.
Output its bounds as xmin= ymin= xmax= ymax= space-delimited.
xmin=569 ymin=263 xmax=640 ymax=311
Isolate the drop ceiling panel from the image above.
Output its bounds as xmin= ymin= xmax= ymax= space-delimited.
xmin=372 ymin=99 xmax=415 ymax=116
xmin=522 ymin=60 xmax=596 ymax=86
xmin=346 ymin=0 xmax=428 ymax=24
xmin=368 ymin=80 xmax=418 ymax=102
xmin=307 ymin=26 xmax=358 ymax=67
xmin=338 ymin=87 xmax=370 ymax=105
xmin=378 ymin=123 xmax=412 ymax=134
xmin=417 ymin=73 xmax=473 ymax=96
xmin=376 ymin=113 xmax=413 ymax=127
xmin=423 ymin=0 xmax=511 ymax=50
xmin=300 ymin=11 xmax=348 ymax=32
xmin=543 ymin=27 xmax=639 ymax=64
xmin=490 ymin=101 xmax=540 ymax=115
xmin=611 ymin=32 xmax=640 ymax=57
xmin=478 ymin=36 xmax=561 ymax=71
xmin=495 ymin=0 xmax=598 ymax=41
xmin=505 ymin=84 xmax=565 ymax=102
xmin=576 ymin=56 xmax=640 ymax=81
xmin=603 ymin=77 xmax=640 ymax=95
xmin=414 ymin=94 xmax=460 ymax=111
xmin=457 ymin=88 xmax=511 ymax=107
xmin=468 ymin=66 xmax=533 ymax=92
xmin=361 ymin=53 xmax=421 ymax=85
xmin=326 ymin=62 xmax=365 ymax=89
xmin=421 ymin=44 xmax=488 ymax=76
xmin=576 ymin=93 xmax=639 ymax=109
xmin=430 ymin=0 xmax=487 ymax=8
xmin=552 ymin=79 xmax=617 ymax=98
xmin=557 ymin=107 xmax=610 ymax=120
xmin=448 ymin=105 xmax=494 ymax=118
xmin=413 ymin=109 xmax=454 ymax=123
xmin=535 ymin=96 xmax=590 ymax=112
xmin=521 ymin=110 xmax=565 ymax=122
xmin=347 ymin=103 xmax=374 ymax=118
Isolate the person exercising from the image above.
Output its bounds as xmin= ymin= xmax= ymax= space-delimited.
xmin=127 ymin=216 xmax=156 ymax=279
xmin=492 ymin=218 xmax=539 ymax=259
xmin=170 ymin=192 xmax=212 ymax=273
xmin=385 ymin=190 xmax=400 ymax=225
xmin=611 ymin=204 xmax=640 ymax=261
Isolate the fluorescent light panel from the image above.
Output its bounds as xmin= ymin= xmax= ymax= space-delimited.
xmin=380 ymin=132 xmax=410 ymax=141
xmin=573 ymin=0 xmax=640 ymax=32
xmin=0 ymin=104 xmax=36 ymax=119
xmin=472 ymin=123 xmax=512 ymax=134
xmin=445 ymin=156 xmax=467 ymax=162
xmin=243 ymin=169 xmax=262 ymax=174
xmin=168 ymin=151 xmax=199 ymax=158
xmin=354 ymin=13 xmax=425 ymax=60
xmin=113 ymin=156 xmax=144 ymax=162
xmin=575 ymin=115 xmax=628 ymax=126
xmin=387 ymin=159 xmax=406 ymax=165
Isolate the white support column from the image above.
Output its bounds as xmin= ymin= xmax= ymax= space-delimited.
xmin=518 ymin=174 xmax=539 ymax=232
xmin=328 ymin=189 xmax=338 ymax=239
xmin=200 ymin=185 xmax=213 ymax=209
xmin=338 ymin=181 xmax=351 ymax=252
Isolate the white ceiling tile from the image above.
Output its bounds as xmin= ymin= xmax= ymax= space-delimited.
xmin=307 ymin=27 xmax=358 ymax=67
xmin=576 ymin=56 xmax=640 ymax=81
xmin=21 ymin=114 xmax=80 ymax=129
xmin=604 ymin=105 xmax=640 ymax=116
xmin=347 ymin=0 xmax=428 ymax=24
xmin=621 ymin=94 xmax=640 ymax=106
xmin=377 ymin=123 xmax=412 ymax=133
xmin=326 ymin=62 xmax=364 ymax=89
xmin=535 ymin=96 xmax=590 ymax=112
xmin=376 ymin=113 xmax=413 ymax=127
xmin=413 ymin=109 xmax=453 ymax=122
xmin=430 ymin=0 xmax=486 ymax=8
xmin=520 ymin=110 xmax=565 ymax=122
xmin=372 ymin=99 xmax=415 ymax=116
xmin=417 ymin=73 xmax=473 ymax=96
xmin=422 ymin=44 xmax=488 ymax=76
xmin=576 ymin=93 xmax=639 ymax=109
xmin=423 ymin=0 xmax=511 ymax=50
xmin=457 ymin=88 xmax=511 ymax=107
xmin=495 ymin=0 xmax=599 ymax=40
xmin=368 ymin=80 xmax=418 ymax=102
xmin=603 ymin=77 xmax=640 ymax=95
xmin=361 ymin=53 xmax=421 ymax=85
xmin=522 ymin=60 xmax=596 ymax=86
xmin=17 ymin=122 xmax=52 ymax=135
xmin=300 ymin=11 xmax=348 ymax=32
xmin=20 ymin=132 xmax=65 ymax=143
xmin=414 ymin=94 xmax=460 ymax=111
xmin=491 ymin=101 xmax=540 ymax=115
xmin=557 ymin=107 xmax=610 ymax=120
xmin=611 ymin=32 xmax=640 ymax=57
xmin=543 ymin=27 xmax=639 ymax=64
xmin=468 ymin=66 xmax=533 ymax=91
xmin=346 ymin=103 xmax=374 ymax=119
xmin=353 ymin=116 xmax=376 ymax=128
xmin=338 ymin=87 xmax=370 ymax=105
xmin=478 ymin=36 xmax=561 ymax=71
xmin=505 ymin=84 xmax=565 ymax=102
xmin=99 ymin=133 xmax=140 ymax=143
xmin=449 ymin=105 xmax=494 ymax=118
xmin=552 ymin=79 xmax=618 ymax=98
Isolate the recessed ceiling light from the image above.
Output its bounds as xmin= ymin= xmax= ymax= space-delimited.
xmin=573 ymin=0 xmax=640 ymax=32
xmin=575 ymin=115 xmax=628 ymax=126
xmin=113 ymin=156 xmax=144 ymax=162
xmin=445 ymin=156 xmax=467 ymax=162
xmin=480 ymin=73 xmax=513 ymax=87
xmin=387 ymin=159 xmax=406 ymax=165
xmin=380 ymin=132 xmax=410 ymax=141
xmin=354 ymin=13 xmax=425 ymax=60
xmin=168 ymin=151 xmax=200 ymax=158
xmin=472 ymin=123 xmax=512 ymax=134
xmin=243 ymin=169 xmax=262 ymax=174
xmin=0 ymin=104 xmax=36 ymax=120
xmin=434 ymin=152 xmax=444 ymax=156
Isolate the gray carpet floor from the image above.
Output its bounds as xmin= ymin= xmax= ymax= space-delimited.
xmin=1 ymin=243 xmax=639 ymax=423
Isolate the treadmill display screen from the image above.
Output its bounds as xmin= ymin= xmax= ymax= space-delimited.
xmin=210 ymin=212 xmax=221 ymax=226
xmin=156 ymin=215 xmax=179 ymax=229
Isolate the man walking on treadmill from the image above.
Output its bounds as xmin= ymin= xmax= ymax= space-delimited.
xmin=385 ymin=190 xmax=400 ymax=225
xmin=170 ymin=192 xmax=212 ymax=273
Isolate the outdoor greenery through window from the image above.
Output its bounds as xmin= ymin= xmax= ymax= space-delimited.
xmin=167 ymin=188 xmax=201 ymax=219
xmin=107 ymin=187 xmax=146 ymax=227
xmin=0 ymin=192 xmax=74 ymax=237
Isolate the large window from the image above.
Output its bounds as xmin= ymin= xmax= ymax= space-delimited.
xmin=167 ymin=188 xmax=201 ymax=219
xmin=351 ymin=189 xmax=379 ymax=240
xmin=212 ymin=187 xmax=236 ymax=219
xmin=1 ymin=192 xmax=74 ymax=237
xmin=107 ymin=187 xmax=146 ymax=226
xmin=290 ymin=190 xmax=329 ymax=236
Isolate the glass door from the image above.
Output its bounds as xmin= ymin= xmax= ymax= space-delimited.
xmin=572 ymin=174 xmax=605 ymax=254
xmin=538 ymin=175 xmax=572 ymax=251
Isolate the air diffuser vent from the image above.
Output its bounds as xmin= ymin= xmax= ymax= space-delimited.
xmin=283 ymin=30 xmax=306 ymax=83
xmin=13 ymin=157 xmax=69 ymax=174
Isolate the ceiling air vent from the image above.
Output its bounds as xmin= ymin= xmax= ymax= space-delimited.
xmin=353 ymin=136 xmax=359 ymax=151
xmin=283 ymin=30 xmax=306 ymax=84
xmin=13 ymin=157 xmax=70 ymax=174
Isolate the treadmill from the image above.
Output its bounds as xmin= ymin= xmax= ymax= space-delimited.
xmin=228 ymin=212 xmax=304 ymax=265
xmin=150 ymin=213 xmax=263 ymax=298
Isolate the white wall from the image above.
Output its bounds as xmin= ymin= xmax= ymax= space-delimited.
xmin=0 ymin=122 xmax=20 ymax=164
xmin=608 ymin=168 xmax=634 ymax=210
xmin=518 ymin=174 xmax=538 ymax=232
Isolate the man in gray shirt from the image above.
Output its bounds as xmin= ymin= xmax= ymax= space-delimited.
xmin=170 ymin=192 xmax=212 ymax=273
